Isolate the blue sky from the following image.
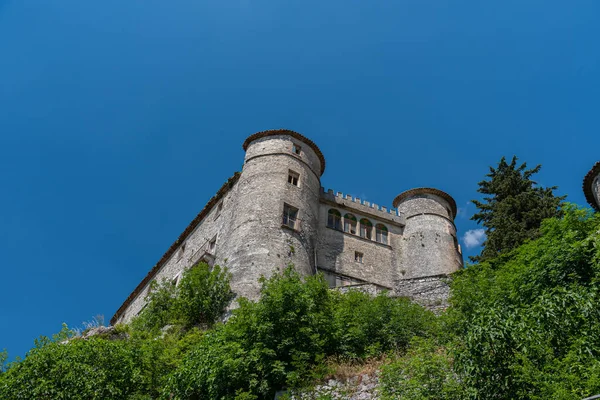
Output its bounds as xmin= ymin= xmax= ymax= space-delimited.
xmin=1 ymin=1 xmax=598 ymax=361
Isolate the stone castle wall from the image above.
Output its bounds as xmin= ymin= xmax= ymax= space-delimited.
xmin=112 ymin=130 xmax=464 ymax=324
xmin=117 ymin=184 xmax=238 ymax=323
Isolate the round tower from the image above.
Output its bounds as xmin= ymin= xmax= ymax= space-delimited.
xmin=583 ymin=162 xmax=600 ymax=212
xmin=220 ymin=129 xmax=325 ymax=301
xmin=393 ymin=188 xmax=463 ymax=279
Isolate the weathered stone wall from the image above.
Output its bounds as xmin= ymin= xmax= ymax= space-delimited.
xmin=316 ymin=201 xmax=402 ymax=289
xmin=396 ymin=194 xmax=462 ymax=279
xmin=117 ymin=187 xmax=238 ymax=323
xmin=113 ymin=131 xmax=464 ymax=324
xmin=395 ymin=275 xmax=452 ymax=313
xmin=218 ymin=134 xmax=323 ymax=301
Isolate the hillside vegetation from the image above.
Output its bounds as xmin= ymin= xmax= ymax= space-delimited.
xmin=1 ymin=155 xmax=599 ymax=399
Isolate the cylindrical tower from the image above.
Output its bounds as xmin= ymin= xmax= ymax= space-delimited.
xmin=220 ymin=129 xmax=325 ymax=301
xmin=583 ymin=161 xmax=600 ymax=212
xmin=393 ymin=188 xmax=463 ymax=279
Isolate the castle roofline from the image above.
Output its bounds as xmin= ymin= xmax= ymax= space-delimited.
xmin=242 ymin=129 xmax=326 ymax=176
xmin=583 ymin=161 xmax=600 ymax=211
xmin=110 ymin=172 xmax=241 ymax=326
xmin=392 ymin=187 xmax=458 ymax=219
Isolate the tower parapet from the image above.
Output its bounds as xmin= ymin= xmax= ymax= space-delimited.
xmin=393 ymin=188 xmax=462 ymax=279
xmin=583 ymin=162 xmax=600 ymax=212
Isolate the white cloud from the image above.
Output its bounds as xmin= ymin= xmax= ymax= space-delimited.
xmin=463 ymin=229 xmax=486 ymax=248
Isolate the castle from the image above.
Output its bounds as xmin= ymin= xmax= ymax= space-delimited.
xmin=112 ymin=129 xmax=465 ymax=324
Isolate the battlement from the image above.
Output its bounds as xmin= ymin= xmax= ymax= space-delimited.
xmin=320 ymin=187 xmax=406 ymax=226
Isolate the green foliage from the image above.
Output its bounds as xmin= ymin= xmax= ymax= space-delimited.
xmin=0 ymin=338 xmax=147 ymax=399
xmin=380 ymin=337 xmax=465 ymax=400
xmin=471 ymin=156 xmax=565 ymax=263
xmin=0 ymin=349 xmax=7 ymax=374
xmin=130 ymin=278 xmax=177 ymax=333
xmin=165 ymin=267 xmax=335 ymax=399
xmin=131 ymin=262 xmax=233 ymax=332
xmin=449 ymin=206 xmax=600 ymax=399
xmin=164 ymin=267 xmax=436 ymax=399
xmin=174 ymin=263 xmax=234 ymax=328
xmin=331 ymin=290 xmax=436 ymax=359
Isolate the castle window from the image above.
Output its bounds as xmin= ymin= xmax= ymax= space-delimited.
xmin=327 ymin=209 xmax=342 ymax=230
xmin=355 ymin=251 xmax=364 ymax=263
xmin=282 ymin=204 xmax=299 ymax=230
xmin=288 ymin=170 xmax=299 ymax=186
xmin=209 ymin=236 xmax=217 ymax=253
xmin=292 ymin=143 xmax=301 ymax=155
xmin=359 ymin=218 xmax=373 ymax=240
xmin=375 ymin=224 xmax=388 ymax=244
xmin=344 ymin=213 xmax=357 ymax=235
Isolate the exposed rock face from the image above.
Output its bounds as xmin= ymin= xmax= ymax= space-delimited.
xmin=278 ymin=373 xmax=380 ymax=400
xmin=81 ymin=326 xmax=129 ymax=341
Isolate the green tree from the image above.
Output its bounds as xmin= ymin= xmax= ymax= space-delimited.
xmin=449 ymin=206 xmax=600 ymax=399
xmin=471 ymin=156 xmax=565 ymax=262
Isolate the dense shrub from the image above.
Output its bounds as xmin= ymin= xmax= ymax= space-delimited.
xmin=331 ymin=290 xmax=436 ymax=359
xmin=165 ymin=267 xmax=335 ymax=399
xmin=380 ymin=337 xmax=464 ymax=400
xmin=0 ymin=336 xmax=147 ymax=399
xmin=174 ymin=264 xmax=234 ymax=328
xmin=131 ymin=262 xmax=233 ymax=332
xmin=448 ymin=206 xmax=600 ymax=399
xmin=164 ymin=267 xmax=437 ymax=399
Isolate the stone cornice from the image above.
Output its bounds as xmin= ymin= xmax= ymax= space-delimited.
xmin=242 ymin=129 xmax=326 ymax=176
xmin=583 ymin=161 xmax=600 ymax=211
xmin=392 ymin=187 xmax=458 ymax=219
xmin=110 ymin=172 xmax=241 ymax=325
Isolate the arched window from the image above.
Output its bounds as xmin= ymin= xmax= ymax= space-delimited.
xmin=360 ymin=218 xmax=373 ymax=240
xmin=375 ymin=224 xmax=388 ymax=244
xmin=327 ymin=209 xmax=342 ymax=230
xmin=344 ymin=213 xmax=357 ymax=235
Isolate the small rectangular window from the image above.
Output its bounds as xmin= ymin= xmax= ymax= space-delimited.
xmin=282 ymin=204 xmax=299 ymax=229
xmin=292 ymin=143 xmax=301 ymax=155
xmin=287 ymin=170 xmax=299 ymax=186
xmin=355 ymin=251 xmax=364 ymax=263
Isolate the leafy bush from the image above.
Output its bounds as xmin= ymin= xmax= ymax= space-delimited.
xmin=331 ymin=290 xmax=436 ymax=359
xmin=174 ymin=263 xmax=234 ymax=328
xmin=164 ymin=267 xmax=437 ymax=399
xmin=448 ymin=206 xmax=600 ymax=399
xmin=0 ymin=337 xmax=147 ymax=399
xmin=131 ymin=262 xmax=233 ymax=332
xmin=380 ymin=337 xmax=464 ymax=400
xmin=165 ymin=267 xmax=334 ymax=399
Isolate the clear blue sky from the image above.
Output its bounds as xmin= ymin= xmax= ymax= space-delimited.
xmin=1 ymin=1 xmax=598 ymax=361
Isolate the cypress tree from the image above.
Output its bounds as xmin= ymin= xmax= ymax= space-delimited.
xmin=470 ymin=156 xmax=565 ymax=263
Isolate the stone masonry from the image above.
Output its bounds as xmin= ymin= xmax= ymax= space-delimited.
xmin=111 ymin=130 xmax=464 ymax=325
